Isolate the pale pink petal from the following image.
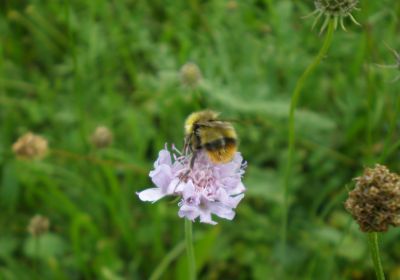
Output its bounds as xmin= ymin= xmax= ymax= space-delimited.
xmin=229 ymin=193 xmax=245 ymax=208
xmin=229 ymin=182 xmax=246 ymax=195
xmin=149 ymin=164 xmax=173 ymax=191
xmin=217 ymin=189 xmax=245 ymax=208
xmin=136 ymin=188 xmax=165 ymax=202
xmin=154 ymin=149 xmax=172 ymax=167
xmin=199 ymin=210 xmax=217 ymax=225
xmin=220 ymin=177 xmax=241 ymax=189
xmin=178 ymin=204 xmax=200 ymax=221
xmin=208 ymin=202 xmax=235 ymax=220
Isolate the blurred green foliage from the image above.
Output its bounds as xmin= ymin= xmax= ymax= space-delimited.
xmin=1 ymin=0 xmax=400 ymax=279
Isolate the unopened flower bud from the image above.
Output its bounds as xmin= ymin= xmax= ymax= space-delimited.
xmin=91 ymin=126 xmax=113 ymax=149
xmin=345 ymin=164 xmax=400 ymax=232
xmin=180 ymin=62 xmax=202 ymax=87
xmin=12 ymin=132 xmax=48 ymax=160
xmin=28 ymin=215 xmax=50 ymax=237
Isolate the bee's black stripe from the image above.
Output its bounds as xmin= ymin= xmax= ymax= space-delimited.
xmin=203 ymin=137 xmax=236 ymax=151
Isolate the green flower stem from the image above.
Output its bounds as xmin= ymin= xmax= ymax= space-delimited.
xmin=185 ymin=219 xmax=196 ymax=280
xmin=281 ymin=20 xmax=335 ymax=255
xmin=368 ymin=232 xmax=385 ymax=280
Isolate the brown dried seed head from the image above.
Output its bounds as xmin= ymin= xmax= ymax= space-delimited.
xmin=91 ymin=126 xmax=113 ymax=149
xmin=28 ymin=214 xmax=50 ymax=237
xmin=345 ymin=164 xmax=400 ymax=232
xmin=12 ymin=132 xmax=48 ymax=160
xmin=226 ymin=0 xmax=238 ymax=10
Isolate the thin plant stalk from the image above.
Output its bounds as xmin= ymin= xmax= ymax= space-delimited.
xmin=368 ymin=232 xmax=385 ymax=280
xmin=150 ymin=241 xmax=186 ymax=280
xmin=281 ymin=20 xmax=335 ymax=256
xmin=185 ymin=219 xmax=196 ymax=280
xmin=34 ymin=236 xmax=39 ymax=276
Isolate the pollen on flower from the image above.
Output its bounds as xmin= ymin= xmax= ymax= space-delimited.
xmin=136 ymin=144 xmax=246 ymax=225
xmin=12 ymin=132 xmax=48 ymax=160
xmin=307 ymin=0 xmax=360 ymax=33
xmin=345 ymin=164 xmax=400 ymax=232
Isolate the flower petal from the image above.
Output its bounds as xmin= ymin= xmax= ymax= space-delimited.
xmin=220 ymin=176 xmax=241 ymax=189
xmin=166 ymin=178 xmax=182 ymax=194
xmin=217 ymin=189 xmax=245 ymax=208
xmin=182 ymin=180 xmax=196 ymax=197
xmin=229 ymin=193 xmax=245 ymax=208
xmin=154 ymin=148 xmax=172 ymax=167
xmin=208 ymin=202 xmax=235 ymax=220
xmin=178 ymin=204 xmax=200 ymax=221
xmin=229 ymin=182 xmax=246 ymax=195
xmin=136 ymin=188 xmax=165 ymax=202
xmin=149 ymin=164 xmax=173 ymax=191
xmin=199 ymin=210 xmax=217 ymax=225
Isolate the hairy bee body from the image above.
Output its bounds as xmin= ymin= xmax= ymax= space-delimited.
xmin=184 ymin=110 xmax=238 ymax=165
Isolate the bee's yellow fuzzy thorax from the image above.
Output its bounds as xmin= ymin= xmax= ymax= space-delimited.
xmin=184 ymin=110 xmax=219 ymax=135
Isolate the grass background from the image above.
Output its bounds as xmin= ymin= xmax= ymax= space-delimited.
xmin=1 ymin=0 xmax=400 ymax=279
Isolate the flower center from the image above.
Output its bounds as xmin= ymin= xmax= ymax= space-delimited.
xmin=190 ymin=167 xmax=215 ymax=191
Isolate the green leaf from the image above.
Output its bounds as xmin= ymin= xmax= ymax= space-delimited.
xmin=176 ymin=227 xmax=220 ymax=280
xmin=1 ymin=162 xmax=19 ymax=211
xmin=0 ymin=236 xmax=18 ymax=260
xmin=245 ymin=167 xmax=282 ymax=203
xmin=205 ymin=87 xmax=336 ymax=133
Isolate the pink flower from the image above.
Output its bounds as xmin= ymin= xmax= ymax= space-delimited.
xmin=136 ymin=144 xmax=246 ymax=225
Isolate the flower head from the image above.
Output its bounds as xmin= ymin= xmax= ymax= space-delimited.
xmin=12 ymin=132 xmax=48 ymax=160
xmin=307 ymin=0 xmax=360 ymax=33
xmin=180 ymin=62 xmax=202 ymax=88
xmin=137 ymin=145 xmax=246 ymax=225
xmin=91 ymin=126 xmax=113 ymax=148
xmin=345 ymin=164 xmax=400 ymax=232
xmin=28 ymin=214 xmax=50 ymax=237
xmin=226 ymin=0 xmax=238 ymax=11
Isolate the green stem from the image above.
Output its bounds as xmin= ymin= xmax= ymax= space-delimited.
xmin=379 ymin=94 xmax=400 ymax=163
xmin=34 ymin=236 xmax=39 ymax=276
xmin=281 ymin=21 xmax=335 ymax=256
xmin=149 ymin=241 xmax=186 ymax=280
xmin=185 ymin=219 xmax=196 ymax=280
xmin=368 ymin=232 xmax=385 ymax=280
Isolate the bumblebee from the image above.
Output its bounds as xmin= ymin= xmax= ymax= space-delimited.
xmin=184 ymin=110 xmax=238 ymax=167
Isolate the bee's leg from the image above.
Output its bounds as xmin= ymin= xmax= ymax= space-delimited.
xmin=189 ymin=150 xmax=198 ymax=169
xmin=174 ymin=153 xmax=196 ymax=191
xmin=183 ymin=135 xmax=192 ymax=155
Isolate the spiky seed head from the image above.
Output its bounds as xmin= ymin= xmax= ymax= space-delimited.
xmin=12 ymin=132 xmax=48 ymax=160
xmin=180 ymin=62 xmax=202 ymax=87
xmin=91 ymin=126 xmax=113 ymax=149
xmin=315 ymin=0 xmax=358 ymax=17
xmin=307 ymin=0 xmax=360 ymax=33
xmin=345 ymin=164 xmax=400 ymax=232
xmin=28 ymin=215 xmax=50 ymax=237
